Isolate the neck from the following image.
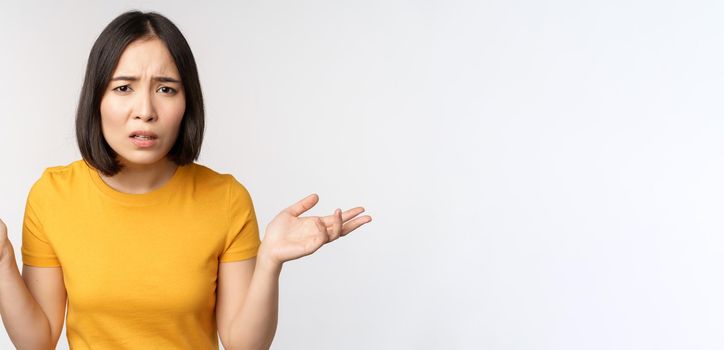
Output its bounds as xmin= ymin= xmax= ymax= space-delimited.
xmin=99 ymin=158 xmax=179 ymax=194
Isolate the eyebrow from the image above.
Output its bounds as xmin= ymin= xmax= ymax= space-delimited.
xmin=110 ymin=76 xmax=181 ymax=83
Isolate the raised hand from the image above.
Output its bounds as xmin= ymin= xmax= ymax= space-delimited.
xmin=258 ymin=194 xmax=372 ymax=265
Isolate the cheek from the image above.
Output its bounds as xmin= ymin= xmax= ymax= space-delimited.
xmin=171 ymin=93 xmax=186 ymax=118
xmin=161 ymin=98 xmax=186 ymax=129
xmin=169 ymin=103 xmax=185 ymax=122
xmin=99 ymin=98 xmax=125 ymax=136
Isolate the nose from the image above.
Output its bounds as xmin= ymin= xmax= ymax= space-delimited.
xmin=134 ymin=90 xmax=157 ymax=122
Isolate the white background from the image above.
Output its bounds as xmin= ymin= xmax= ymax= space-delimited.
xmin=1 ymin=0 xmax=723 ymax=349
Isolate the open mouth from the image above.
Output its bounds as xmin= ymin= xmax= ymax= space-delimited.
xmin=129 ymin=130 xmax=158 ymax=140
xmin=129 ymin=132 xmax=158 ymax=147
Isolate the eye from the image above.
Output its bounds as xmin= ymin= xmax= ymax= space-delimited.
xmin=158 ymin=86 xmax=177 ymax=94
xmin=113 ymin=85 xmax=131 ymax=93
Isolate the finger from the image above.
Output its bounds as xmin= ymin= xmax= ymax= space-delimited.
xmin=340 ymin=215 xmax=372 ymax=237
xmin=321 ymin=208 xmax=345 ymax=225
xmin=285 ymin=194 xmax=320 ymax=217
xmin=340 ymin=207 xmax=365 ymax=222
xmin=312 ymin=217 xmax=330 ymax=245
xmin=322 ymin=207 xmax=368 ymax=231
xmin=326 ymin=208 xmax=343 ymax=241
xmin=320 ymin=207 xmax=365 ymax=224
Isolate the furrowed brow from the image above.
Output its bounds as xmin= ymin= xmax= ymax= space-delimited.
xmin=155 ymin=76 xmax=181 ymax=83
xmin=110 ymin=76 xmax=138 ymax=82
xmin=110 ymin=76 xmax=181 ymax=83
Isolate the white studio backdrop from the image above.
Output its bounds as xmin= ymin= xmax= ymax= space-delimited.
xmin=1 ymin=0 xmax=723 ymax=349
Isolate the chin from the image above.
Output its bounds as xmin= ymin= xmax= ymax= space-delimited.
xmin=116 ymin=152 xmax=169 ymax=167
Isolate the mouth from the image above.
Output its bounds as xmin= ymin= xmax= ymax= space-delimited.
xmin=129 ymin=135 xmax=157 ymax=140
xmin=129 ymin=131 xmax=159 ymax=148
xmin=129 ymin=131 xmax=158 ymax=140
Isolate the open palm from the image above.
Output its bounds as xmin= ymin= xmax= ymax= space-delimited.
xmin=259 ymin=194 xmax=372 ymax=265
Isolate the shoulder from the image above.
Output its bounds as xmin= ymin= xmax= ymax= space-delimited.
xmin=29 ymin=159 xmax=87 ymax=196
xmin=186 ymin=163 xmax=253 ymax=199
xmin=40 ymin=159 xmax=86 ymax=179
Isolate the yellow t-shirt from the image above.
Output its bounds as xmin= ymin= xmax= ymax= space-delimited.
xmin=21 ymin=159 xmax=261 ymax=349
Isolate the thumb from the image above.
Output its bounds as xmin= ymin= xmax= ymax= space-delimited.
xmin=284 ymin=194 xmax=319 ymax=217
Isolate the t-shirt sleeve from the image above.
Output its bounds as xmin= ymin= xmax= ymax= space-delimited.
xmin=21 ymin=172 xmax=61 ymax=267
xmin=220 ymin=176 xmax=261 ymax=262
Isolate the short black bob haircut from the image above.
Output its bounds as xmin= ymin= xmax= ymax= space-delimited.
xmin=76 ymin=10 xmax=204 ymax=176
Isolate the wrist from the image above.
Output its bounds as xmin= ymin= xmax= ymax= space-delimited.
xmin=0 ymin=247 xmax=18 ymax=277
xmin=0 ymin=243 xmax=16 ymax=269
xmin=256 ymin=244 xmax=283 ymax=274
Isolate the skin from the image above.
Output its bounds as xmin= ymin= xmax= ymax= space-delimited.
xmin=95 ymin=36 xmax=374 ymax=262
xmin=0 ymin=35 xmax=372 ymax=349
xmin=98 ymin=36 xmax=185 ymax=194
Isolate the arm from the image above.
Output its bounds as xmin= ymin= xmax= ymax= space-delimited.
xmin=221 ymin=194 xmax=371 ymax=350
xmin=223 ymin=253 xmax=281 ymax=350
xmin=0 ymin=220 xmax=66 ymax=350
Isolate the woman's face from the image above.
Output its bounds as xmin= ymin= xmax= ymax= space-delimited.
xmin=100 ymin=37 xmax=185 ymax=168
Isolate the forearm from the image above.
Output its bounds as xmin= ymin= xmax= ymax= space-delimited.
xmin=227 ymin=254 xmax=282 ymax=350
xmin=0 ymin=252 xmax=53 ymax=350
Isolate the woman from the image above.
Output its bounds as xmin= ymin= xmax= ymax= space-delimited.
xmin=0 ymin=10 xmax=371 ymax=349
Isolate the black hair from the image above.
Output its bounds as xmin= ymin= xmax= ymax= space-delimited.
xmin=76 ymin=10 xmax=204 ymax=176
